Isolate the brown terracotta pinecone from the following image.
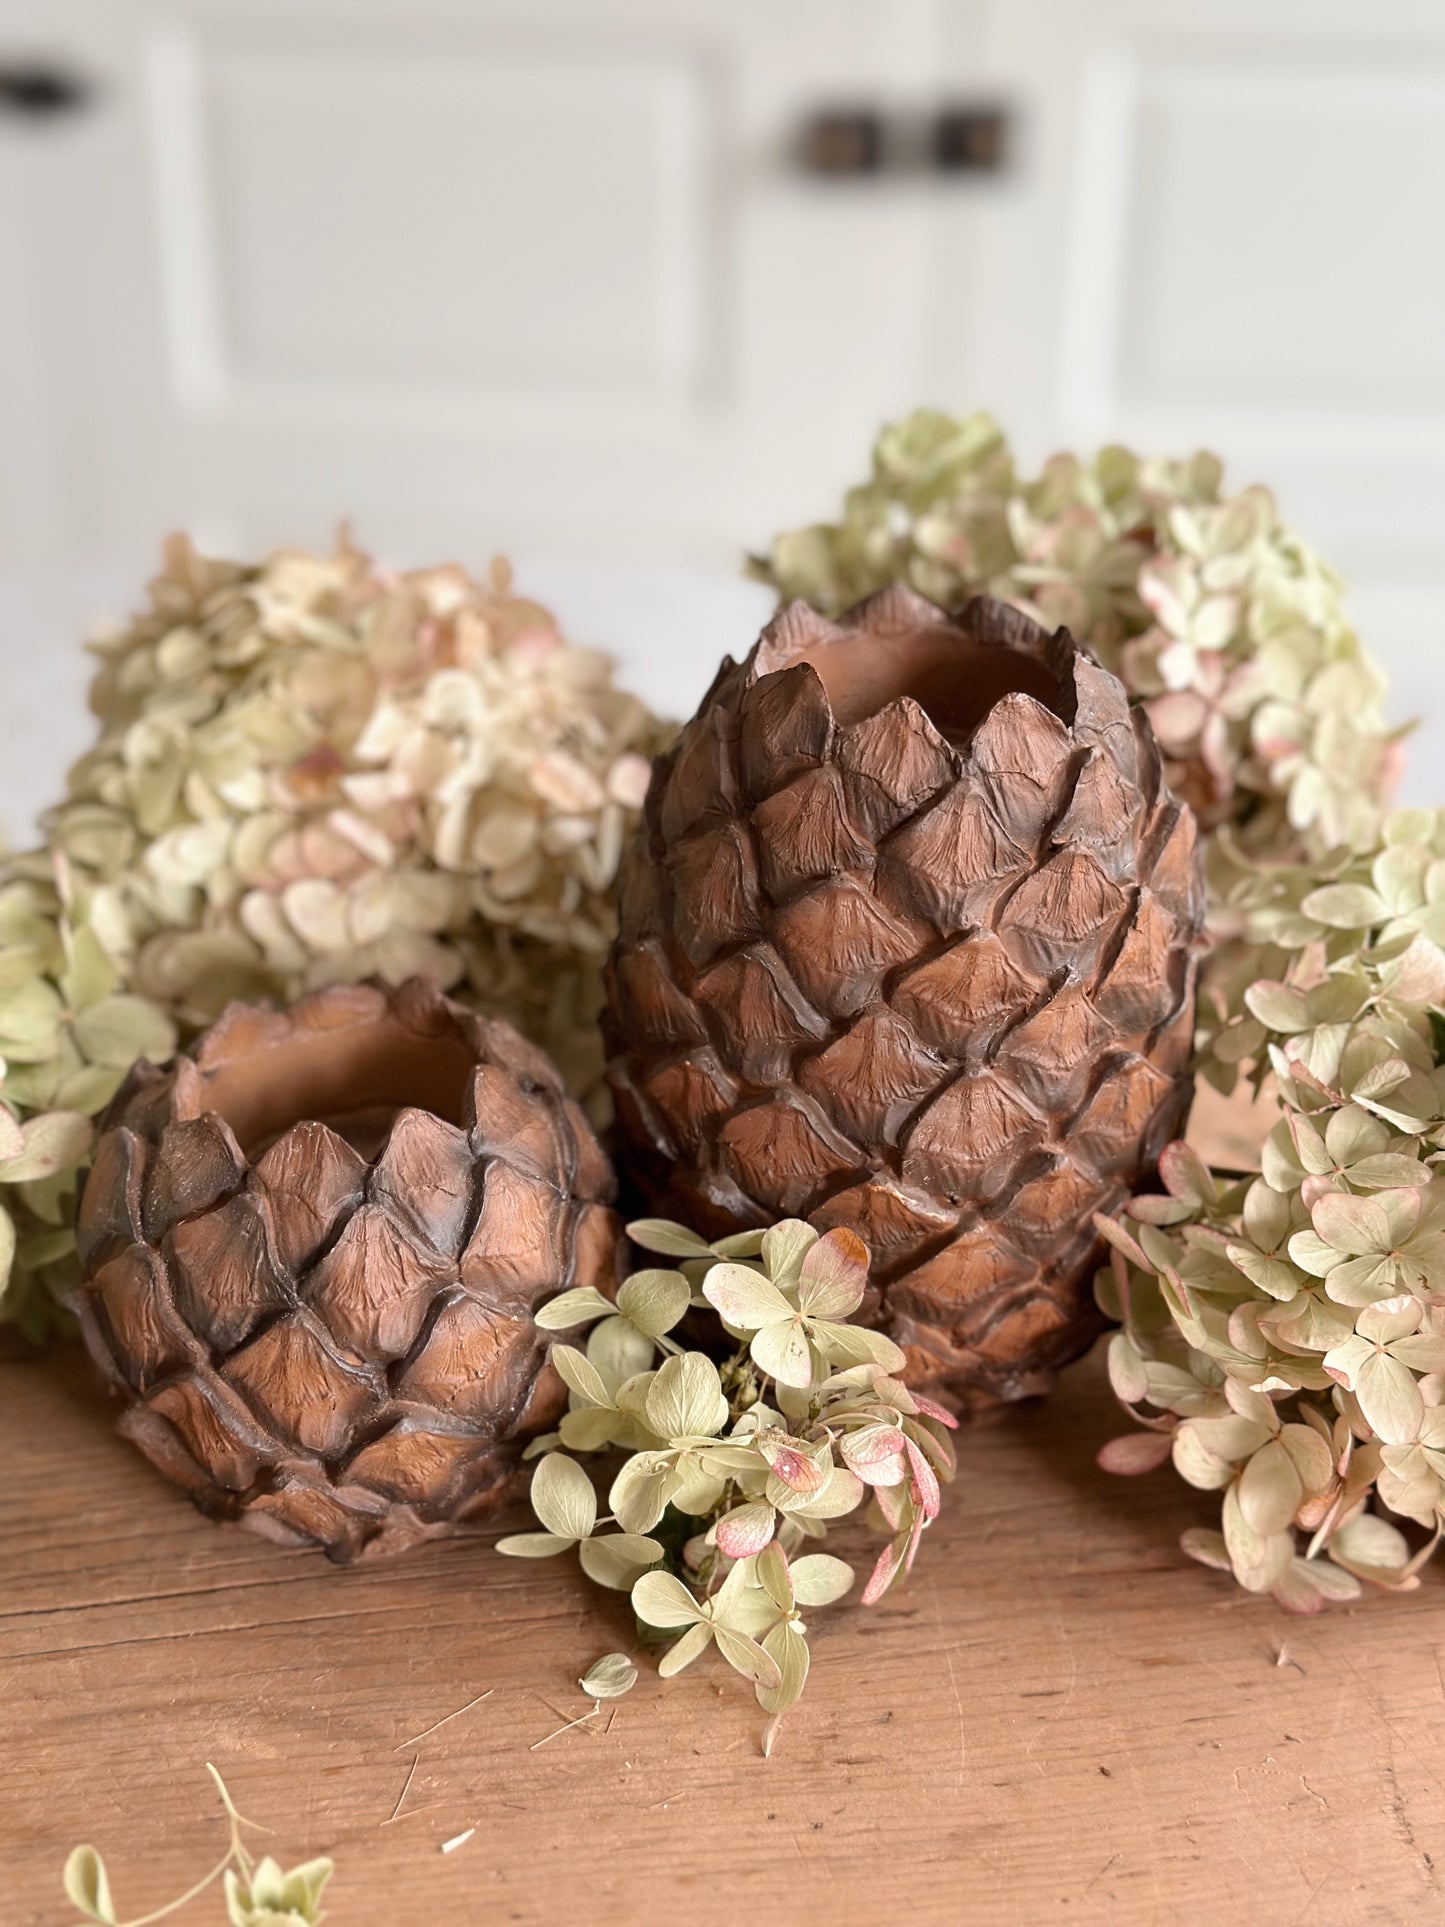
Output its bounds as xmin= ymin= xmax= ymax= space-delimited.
xmin=74 ymin=979 xmax=618 ymax=1560
xmin=605 ymin=589 xmax=1202 ymax=1408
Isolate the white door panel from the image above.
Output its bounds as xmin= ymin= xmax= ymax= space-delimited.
xmin=0 ymin=0 xmax=995 ymax=569
xmin=0 ymin=0 xmax=1441 ymax=815
xmin=972 ymin=0 xmax=1445 ymax=789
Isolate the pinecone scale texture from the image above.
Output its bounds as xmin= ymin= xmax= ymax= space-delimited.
xmin=606 ymin=591 xmax=1203 ymax=1408
xmin=75 ymin=979 xmax=618 ymax=1559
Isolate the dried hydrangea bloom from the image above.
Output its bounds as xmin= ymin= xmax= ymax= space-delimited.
xmin=753 ymin=407 xmax=1400 ymax=888
xmin=0 ymin=860 xmax=176 ymax=1337
xmin=1098 ymin=808 xmax=1445 ymax=1611
xmin=47 ymin=534 xmax=672 ymax=1099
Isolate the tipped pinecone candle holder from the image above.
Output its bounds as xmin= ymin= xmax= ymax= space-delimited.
xmin=74 ymin=979 xmax=619 ymax=1560
xmin=605 ymin=590 xmax=1203 ymax=1409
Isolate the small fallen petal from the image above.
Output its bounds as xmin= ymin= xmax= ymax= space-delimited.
xmin=579 ymin=1654 xmax=638 ymax=1700
xmin=441 ymin=1829 xmax=475 ymax=1854
xmin=1097 ymin=1431 xmax=1175 ymax=1475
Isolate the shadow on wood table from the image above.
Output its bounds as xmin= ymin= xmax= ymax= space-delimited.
xmin=2 ymin=1337 xmax=1441 ymax=1925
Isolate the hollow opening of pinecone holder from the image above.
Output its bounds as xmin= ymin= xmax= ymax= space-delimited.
xmin=787 ymin=620 xmax=1069 ymax=741
xmin=75 ymin=979 xmax=620 ymax=1562
xmin=605 ymin=588 xmax=1204 ymax=1413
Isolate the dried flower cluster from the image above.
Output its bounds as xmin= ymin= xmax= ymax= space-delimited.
xmin=0 ymin=861 xmax=176 ymax=1339
xmin=501 ymin=1216 xmax=957 ymax=1726
xmin=64 ymin=1765 xmax=332 ymax=1927
xmin=752 ymin=406 xmax=1399 ymax=890
xmin=46 ymin=532 xmax=670 ymax=1091
xmin=1098 ymin=807 xmax=1445 ymax=1609
xmin=1 ymin=533 xmax=669 ymax=1336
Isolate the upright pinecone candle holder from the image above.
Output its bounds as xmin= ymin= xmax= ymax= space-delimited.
xmin=605 ymin=589 xmax=1203 ymax=1408
xmin=74 ymin=978 xmax=619 ymax=1560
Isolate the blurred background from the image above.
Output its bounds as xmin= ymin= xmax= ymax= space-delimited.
xmin=1 ymin=0 xmax=1442 ymax=832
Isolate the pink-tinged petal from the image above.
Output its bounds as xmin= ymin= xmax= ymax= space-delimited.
xmin=1199 ymin=713 xmax=1234 ymax=791
xmin=904 ymin=1436 xmax=942 ymax=1520
xmin=1097 ymin=1431 xmax=1175 ymax=1475
xmin=1379 ymin=738 xmax=1407 ymax=802
xmin=765 ymin=1442 xmax=828 ymax=1496
xmin=901 ymin=1510 xmax=927 ymax=1575
xmin=713 ymin=1501 xmax=777 ymax=1560
xmin=797 ymin=1226 xmax=871 ymax=1319
xmin=1145 ymin=691 xmax=1209 ymax=752
xmin=909 ymin=1392 xmax=959 ymax=1430
xmin=840 ymin=1424 xmax=909 ymax=1487
xmin=860 ymin=1535 xmax=905 ymax=1606
xmin=873 ymin=1479 xmax=907 ymax=1532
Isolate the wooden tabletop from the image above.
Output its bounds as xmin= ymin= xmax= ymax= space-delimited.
xmin=3 ymin=1334 xmax=1442 ymax=1927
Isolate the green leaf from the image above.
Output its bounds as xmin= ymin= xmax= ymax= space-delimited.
xmin=710 ymin=1228 xmax=768 ymax=1258
xmin=53 ymin=1063 xmax=127 ymax=1117
xmin=0 ymin=978 xmax=64 ymax=1062
xmin=62 ymin=1845 xmax=117 ymax=1924
xmin=528 ymin=1453 xmax=597 ymax=1542
xmin=616 ymin=1268 xmax=691 ymax=1337
xmin=1329 ymin=1510 xmax=1412 ymax=1579
xmin=579 ymin=1653 xmax=638 ymax=1700
xmin=1311 ymin=1191 xmax=1393 ymax=1257
xmin=789 ymin=1553 xmax=854 ymax=1607
xmin=578 ymin=1533 xmax=662 ymax=1590
xmin=761 ymin=1219 xmax=819 ymax=1285
xmin=632 ymin=1569 xmax=706 ymax=1629
xmin=756 ymin=1620 xmax=809 ymax=1715
xmin=754 ymin=1541 xmax=794 ymax=1614
xmin=750 ymin=1317 xmax=813 ymax=1390
xmin=643 ymin=1352 xmax=728 ymax=1441
xmin=72 ymin=994 xmax=175 ymax=1070
xmin=1243 ymin=981 xmax=1309 ymax=1033
xmin=1353 ymin=1350 xmax=1424 ymax=1446
xmin=810 ymin=1319 xmax=907 ymax=1376
xmin=626 ymin=1218 xmax=713 ymax=1257
xmin=551 ymin=1344 xmax=613 ymax=1408
xmin=1299 ymin=883 xmax=1388 ymax=928
xmin=1225 ymin=1244 xmax=1301 ymax=1302
xmin=702 ymin=1262 xmax=792 ymax=1332
xmin=1346 ymin=1155 xmax=1432 ymax=1190
xmin=559 ymin=1406 xmax=624 ymax=1452
xmin=656 ymin=1620 xmax=713 ymax=1678
xmin=1238 ymin=1439 xmax=1303 ymax=1535
xmin=0 ymin=1111 xmax=93 ymax=1185
xmin=714 ymin=1624 xmax=784 ymax=1690
xmin=608 ymin=1451 xmax=675 ymax=1534
xmin=587 ymin=1315 xmax=655 ymax=1385
xmin=534 ymin=1286 xmax=616 ymax=1331
xmin=495 ymin=1530 xmax=571 ymax=1558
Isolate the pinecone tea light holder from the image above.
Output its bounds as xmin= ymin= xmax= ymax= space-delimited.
xmin=74 ymin=979 xmax=619 ymax=1560
xmin=606 ymin=589 xmax=1203 ymax=1409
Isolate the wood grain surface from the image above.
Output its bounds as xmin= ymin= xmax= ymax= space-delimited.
xmin=4 ymin=1333 xmax=1443 ymax=1927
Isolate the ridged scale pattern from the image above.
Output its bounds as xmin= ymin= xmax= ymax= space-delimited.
xmin=75 ymin=980 xmax=617 ymax=1559
xmin=606 ymin=591 xmax=1202 ymax=1407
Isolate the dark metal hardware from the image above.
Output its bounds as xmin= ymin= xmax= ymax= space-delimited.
xmin=0 ymin=61 xmax=91 ymax=120
xmin=933 ymin=105 xmax=1008 ymax=174
xmin=796 ymin=108 xmax=885 ymax=177
xmin=796 ymin=100 xmax=1011 ymax=179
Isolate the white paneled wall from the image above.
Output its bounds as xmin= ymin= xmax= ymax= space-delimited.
xmin=0 ymin=0 xmax=1441 ymax=826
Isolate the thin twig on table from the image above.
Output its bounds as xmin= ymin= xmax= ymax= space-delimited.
xmin=392 ymin=1689 xmax=495 ymax=1751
